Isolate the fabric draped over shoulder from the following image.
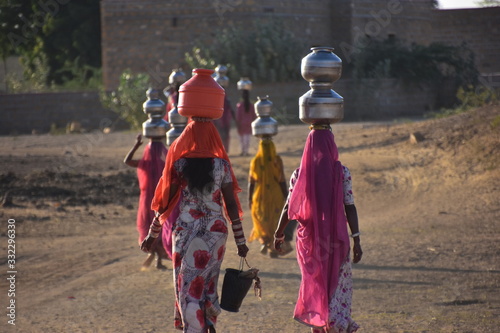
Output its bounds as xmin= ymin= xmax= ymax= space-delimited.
xmin=151 ymin=120 xmax=242 ymax=223
xmin=288 ymin=129 xmax=350 ymax=329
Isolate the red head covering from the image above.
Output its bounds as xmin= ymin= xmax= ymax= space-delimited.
xmin=151 ymin=120 xmax=243 ymax=223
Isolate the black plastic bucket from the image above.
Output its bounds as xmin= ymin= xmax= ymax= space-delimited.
xmin=220 ymin=268 xmax=254 ymax=312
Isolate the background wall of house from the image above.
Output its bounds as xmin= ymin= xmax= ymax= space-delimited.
xmin=100 ymin=0 xmax=500 ymax=91
xmin=1 ymin=1 xmax=497 ymax=135
xmin=0 ymin=92 xmax=124 ymax=135
xmin=431 ymin=7 xmax=500 ymax=74
xmin=100 ymin=0 xmax=335 ymax=91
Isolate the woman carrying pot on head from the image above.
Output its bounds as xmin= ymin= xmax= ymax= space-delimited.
xmin=274 ymin=125 xmax=363 ymax=333
xmin=248 ymin=136 xmax=289 ymax=257
xmin=124 ymin=133 xmax=170 ymax=270
xmin=213 ymin=65 xmax=236 ymax=153
xmin=236 ymin=78 xmax=256 ymax=156
xmin=141 ymin=69 xmax=249 ymax=333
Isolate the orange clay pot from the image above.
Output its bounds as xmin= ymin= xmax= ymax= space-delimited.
xmin=178 ymin=68 xmax=225 ymax=119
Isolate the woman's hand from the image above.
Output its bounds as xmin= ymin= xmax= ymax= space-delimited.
xmin=237 ymin=244 xmax=249 ymax=257
xmin=353 ymin=242 xmax=363 ymax=263
xmin=274 ymin=234 xmax=285 ymax=253
xmin=135 ymin=133 xmax=143 ymax=146
xmin=140 ymin=235 xmax=155 ymax=253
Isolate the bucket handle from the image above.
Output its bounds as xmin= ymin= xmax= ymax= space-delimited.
xmin=239 ymin=257 xmax=251 ymax=271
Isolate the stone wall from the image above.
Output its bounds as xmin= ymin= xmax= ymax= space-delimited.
xmin=100 ymin=0 xmax=334 ymax=91
xmin=0 ymin=92 xmax=124 ymax=135
xmin=100 ymin=0 xmax=500 ymax=92
xmin=431 ymin=7 xmax=500 ymax=74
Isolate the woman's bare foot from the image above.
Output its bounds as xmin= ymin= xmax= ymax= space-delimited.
xmin=141 ymin=253 xmax=155 ymax=270
xmin=156 ymin=259 xmax=168 ymax=270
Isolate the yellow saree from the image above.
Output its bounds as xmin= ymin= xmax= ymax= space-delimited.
xmin=248 ymin=139 xmax=286 ymax=244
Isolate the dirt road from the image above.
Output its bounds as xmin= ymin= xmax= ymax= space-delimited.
xmin=0 ymin=105 xmax=499 ymax=332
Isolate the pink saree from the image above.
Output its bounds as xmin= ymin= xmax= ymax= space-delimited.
xmin=288 ymin=129 xmax=350 ymax=329
xmin=137 ymin=141 xmax=171 ymax=257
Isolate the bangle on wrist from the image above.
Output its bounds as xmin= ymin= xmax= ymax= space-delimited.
xmin=148 ymin=230 xmax=160 ymax=238
xmin=274 ymin=234 xmax=285 ymax=241
xmin=350 ymin=232 xmax=361 ymax=238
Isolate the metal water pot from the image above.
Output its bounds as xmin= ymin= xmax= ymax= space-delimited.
xmin=142 ymin=115 xmax=170 ymax=138
xmin=237 ymin=77 xmax=252 ymax=90
xmin=301 ymin=47 xmax=342 ymax=83
xmin=169 ymin=68 xmax=186 ymax=85
xmin=299 ymin=82 xmax=344 ymax=125
xmin=213 ymin=65 xmax=229 ymax=88
xmin=143 ymin=88 xmax=166 ymax=117
xmin=166 ymin=105 xmax=188 ymax=146
xmin=168 ymin=106 xmax=188 ymax=126
xmin=299 ymin=46 xmax=344 ymax=125
xmin=167 ymin=126 xmax=184 ymax=146
xmin=252 ymin=96 xmax=278 ymax=137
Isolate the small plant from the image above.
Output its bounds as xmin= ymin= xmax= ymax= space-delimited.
xmin=100 ymin=70 xmax=152 ymax=129
xmin=490 ymin=115 xmax=500 ymax=129
xmin=428 ymin=85 xmax=500 ymax=118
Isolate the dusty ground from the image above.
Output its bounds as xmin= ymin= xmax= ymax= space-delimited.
xmin=0 ymin=104 xmax=499 ymax=333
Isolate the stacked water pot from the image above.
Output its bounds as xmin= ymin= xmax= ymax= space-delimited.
xmin=165 ymin=69 xmax=189 ymax=146
xmin=166 ymin=104 xmax=188 ymax=146
xmin=299 ymin=47 xmax=344 ymax=125
xmin=142 ymin=88 xmax=170 ymax=139
xmin=251 ymin=96 xmax=278 ymax=138
xmin=213 ymin=65 xmax=229 ymax=88
xmin=168 ymin=68 xmax=187 ymax=87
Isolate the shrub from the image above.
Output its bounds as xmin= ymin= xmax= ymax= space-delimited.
xmin=100 ymin=70 xmax=151 ymax=129
xmin=185 ymin=19 xmax=305 ymax=83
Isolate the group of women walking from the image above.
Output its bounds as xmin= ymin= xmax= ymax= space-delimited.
xmin=128 ymin=68 xmax=362 ymax=333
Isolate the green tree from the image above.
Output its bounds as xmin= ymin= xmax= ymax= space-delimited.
xmin=0 ymin=0 xmax=101 ymax=89
xmin=350 ymin=37 xmax=479 ymax=88
xmin=185 ymin=19 xmax=306 ymax=83
xmin=100 ymin=70 xmax=152 ymax=130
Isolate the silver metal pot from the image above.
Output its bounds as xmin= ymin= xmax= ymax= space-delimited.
xmin=254 ymin=95 xmax=272 ymax=117
xmin=301 ymin=47 xmax=342 ymax=83
xmin=169 ymin=68 xmax=186 ymax=85
xmin=299 ymin=83 xmax=344 ymax=125
xmin=166 ymin=105 xmax=188 ymax=146
xmin=237 ymin=77 xmax=252 ymax=90
xmin=142 ymin=116 xmax=170 ymax=138
xmin=252 ymin=116 xmax=278 ymax=137
xmin=143 ymin=88 xmax=166 ymax=117
xmin=168 ymin=106 xmax=188 ymax=125
xmin=167 ymin=126 xmax=184 ymax=146
xmin=252 ymin=96 xmax=278 ymax=137
xmin=215 ymin=64 xmax=228 ymax=76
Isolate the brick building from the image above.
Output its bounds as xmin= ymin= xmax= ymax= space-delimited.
xmin=100 ymin=0 xmax=500 ymax=90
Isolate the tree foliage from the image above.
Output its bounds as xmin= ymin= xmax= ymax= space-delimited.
xmin=0 ymin=0 xmax=101 ymax=89
xmin=185 ymin=20 xmax=305 ymax=83
xmin=350 ymin=37 xmax=479 ymax=89
xmin=100 ymin=70 xmax=152 ymax=130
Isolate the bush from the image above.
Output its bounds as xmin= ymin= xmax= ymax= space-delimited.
xmin=429 ymin=85 xmax=500 ymax=118
xmin=350 ymin=37 xmax=478 ymax=89
xmin=100 ymin=70 xmax=152 ymax=129
xmin=185 ymin=19 xmax=305 ymax=83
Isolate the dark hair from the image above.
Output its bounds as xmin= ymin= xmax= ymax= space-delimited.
xmin=183 ymin=158 xmax=214 ymax=193
xmin=242 ymin=89 xmax=251 ymax=113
